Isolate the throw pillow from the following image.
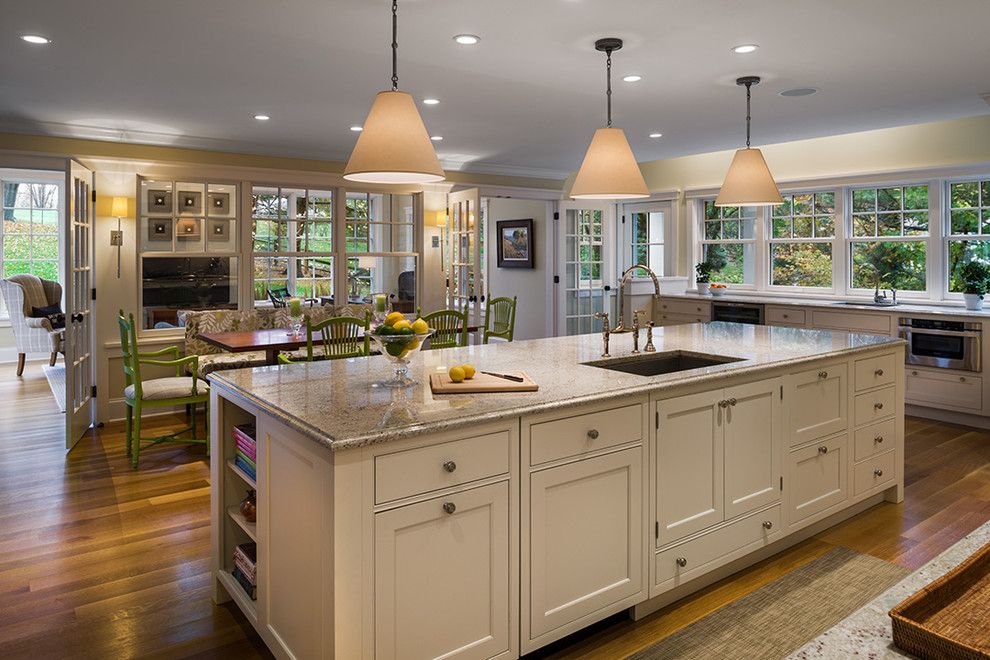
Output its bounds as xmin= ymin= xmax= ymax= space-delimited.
xmin=31 ymin=303 xmax=65 ymax=330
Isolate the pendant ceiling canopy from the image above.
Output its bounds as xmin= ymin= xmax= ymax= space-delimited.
xmin=715 ymin=76 xmax=783 ymax=207
xmin=343 ymin=0 xmax=444 ymax=184
xmin=570 ymin=38 xmax=649 ymax=200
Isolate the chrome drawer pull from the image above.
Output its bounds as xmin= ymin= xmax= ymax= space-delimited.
xmin=874 ymin=435 xmax=884 ymax=444
xmin=676 ymin=557 xmax=687 ymax=568
xmin=728 ymin=397 xmax=738 ymax=407
xmin=442 ymin=502 xmax=456 ymax=515
xmin=587 ymin=429 xmax=600 ymax=440
xmin=874 ymin=402 xmax=884 ymax=410
xmin=874 ymin=468 xmax=884 ymax=478
xmin=443 ymin=460 xmax=457 ymax=473
xmin=818 ymin=371 xmax=828 ymax=379
xmin=818 ymin=446 xmax=828 ymax=454
xmin=762 ymin=520 xmax=773 ymax=530
xmin=960 ymin=376 xmax=967 ymax=383
xmin=875 ymin=368 xmax=884 ymax=376
xmin=718 ymin=399 xmax=728 ymax=408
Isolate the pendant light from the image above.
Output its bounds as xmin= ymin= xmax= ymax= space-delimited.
xmin=715 ymin=76 xmax=783 ymax=207
xmin=570 ymin=38 xmax=649 ymax=200
xmin=343 ymin=0 xmax=444 ymax=184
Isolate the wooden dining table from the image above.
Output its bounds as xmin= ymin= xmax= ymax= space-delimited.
xmin=198 ymin=328 xmax=310 ymax=366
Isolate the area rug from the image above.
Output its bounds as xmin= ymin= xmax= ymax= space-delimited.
xmin=42 ymin=364 xmax=66 ymax=413
xmin=627 ymin=547 xmax=910 ymax=660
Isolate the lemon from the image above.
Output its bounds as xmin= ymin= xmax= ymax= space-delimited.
xmin=411 ymin=318 xmax=429 ymax=334
xmin=384 ymin=311 xmax=405 ymax=326
xmin=448 ymin=365 xmax=466 ymax=383
xmin=393 ymin=319 xmax=412 ymax=331
xmin=461 ymin=363 xmax=476 ymax=379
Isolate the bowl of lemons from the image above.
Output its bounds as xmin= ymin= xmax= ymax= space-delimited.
xmin=369 ymin=311 xmax=435 ymax=387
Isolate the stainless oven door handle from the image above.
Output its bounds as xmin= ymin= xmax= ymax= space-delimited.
xmin=897 ymin=328 xmax=983 ymax=339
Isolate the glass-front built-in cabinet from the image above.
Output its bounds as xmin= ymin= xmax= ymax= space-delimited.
xmin=138 ymin=177 xmax=240 ymax=329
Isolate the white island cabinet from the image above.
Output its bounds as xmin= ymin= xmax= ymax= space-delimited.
xmin=209 ymin=326 xmax=905 ymax=659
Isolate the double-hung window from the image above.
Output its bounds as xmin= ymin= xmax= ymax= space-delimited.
xmin=345 ymin=192 xmax=417 ymax=311
xmin=701 ymin=201 xmax=756 ymax=285
xmin=946 ymin=179 xmax=990 ymax=292
xmin=630 ymin=209 xmax=664 ymax=275
xmin=848 ymin=185 xmax=929 ymax=293
xmin=768 ymin=192 xmax=835 ymax=289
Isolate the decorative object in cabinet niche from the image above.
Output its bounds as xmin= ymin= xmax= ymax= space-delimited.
xmin=239 ymin=489 xmax=257 ymax=523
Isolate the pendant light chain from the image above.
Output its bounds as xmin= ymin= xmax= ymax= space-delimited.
xmin=745 ymin=80 xmax=752 ymax=148
xmin=605 ymin=48 xmax=613 ymax=128
xmin=391 ymin=0 xmax=399 ymax=91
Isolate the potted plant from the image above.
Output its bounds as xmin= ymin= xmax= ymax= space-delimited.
xmin=695 ymin=261 xmax=713 ymax=295
xmin=959 ymin=260 xmax=990 ymax=310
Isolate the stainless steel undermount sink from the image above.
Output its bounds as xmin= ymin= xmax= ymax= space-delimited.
xmin=582 ymin=351 xmax=744 ymax=377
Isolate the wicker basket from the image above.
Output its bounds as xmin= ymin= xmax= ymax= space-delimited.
xmin=889 ymin=540 xmax=990 ymax=659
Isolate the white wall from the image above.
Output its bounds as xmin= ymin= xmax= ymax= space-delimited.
xmin=486 ymin=198 xmax=552 ymax=340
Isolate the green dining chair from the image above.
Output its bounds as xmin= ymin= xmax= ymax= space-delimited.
xmin=279 ymin=311 xmax=371 ymax=364
xmin=118 ymin=311 xmax=210 ymax=468
xmin=483 ymin=296 xmax=517 ymax=343
xmin=418 ymin=307 xmax=469 ymax=350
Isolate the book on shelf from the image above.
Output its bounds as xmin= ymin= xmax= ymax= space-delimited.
xmin=232 ymin=566 xmax=257 ymax=600
xmin=234 ymin=436 xmax=256 ymax=460
xmin=234 ymin=542 xmax=257 ymax=569
xmin=234 ymin=553 xmax=257 ymax=583
xmin=232 ymin=423 xmax=256 ymax=445
xmin=234 ymin=455 xmax=256 ymax=481
xmin=235 ymin=448 xmax=256 ymax=470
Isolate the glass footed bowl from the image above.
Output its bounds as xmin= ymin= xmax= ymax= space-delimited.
xmin=368 ymin=328 xmax=435 ymax=387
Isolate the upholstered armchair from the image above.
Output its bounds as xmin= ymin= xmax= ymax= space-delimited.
xmin=0 ymin=274 xmax=65 ymax=376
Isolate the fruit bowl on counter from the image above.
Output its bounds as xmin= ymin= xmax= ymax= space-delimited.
xmin=709 ymin=283 xmax=728 ymax=297
xmin=369 ymin=312 xmax=435 ymax=387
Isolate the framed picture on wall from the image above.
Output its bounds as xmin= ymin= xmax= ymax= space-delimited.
xmin=147 ymin=190 xmax=172 ymax=214
xmin=208 ymin=192 xmax=230 ymax=215
xmin=179 ymin=191 xmax=203 ymax=215
xmin=496 ymin=218 xmax=534 ymax=269
xmin=176 ymin=217 xmax=201 ymax=240
xmin=208 ymin=219 xmax=229 ymax=241
xmin=148 ymin=219 xmax=173 ymax=242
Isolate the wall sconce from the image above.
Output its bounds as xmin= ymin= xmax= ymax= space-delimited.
xmin=110 ymin=196 xmax=128 ymax=278
xmin=433 ymin=210 xmax=448 ymax=227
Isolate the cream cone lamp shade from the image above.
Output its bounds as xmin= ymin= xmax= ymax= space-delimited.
xmin=714 ymin=147 xmax=783 ymax=206
xmin=343 ymin=91 xmax=444 ymax=184
xmin=571 ymin=127 xmax=649 ymax=199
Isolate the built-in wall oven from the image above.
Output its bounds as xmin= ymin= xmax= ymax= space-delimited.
xmin=711 ymin=302 xmax=765 ymax=325
xmin=897 ymin=317 xmax=982 ymax=372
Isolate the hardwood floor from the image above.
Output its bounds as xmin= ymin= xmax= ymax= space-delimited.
xmin=1 ymin=367 xmax=988 ymax=659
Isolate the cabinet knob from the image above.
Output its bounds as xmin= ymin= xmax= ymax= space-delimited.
xmin=587 ymin=429 xmax=600 ymax=440
xmin=960 ymin=376 xmax=967 ymax=383
xmin=782 ymin=313 xmax=789 ymax=319
xmin=818 ymin=371 xmax=828 ymax=379
xmin=676 ymin=557 xmax=687 ymax=568
xmin=874 ymin=402 xmax=884 ymax=411
xmin=912 ymin=370 xmax=918 ymax=376
xmin=763 ymin=520 xmax=773 ymax=530
xmin=818 ymin=445 xmax=829 ymax=454
xmin=718 ymin=399 xmax=728 ymax=408
xmin=875 ymin=435 xmax=884 ymax=444
xmin=443 ymin=460 xmax=457 ymax=473
xmin=442 ymin=502 xmax=456 ymax=515
xmin=874 ymin=468 xmax=884 ymax=478
xmin=875 ymin=368 xmax=884 ymax=377
xmin=728 ymin=397 xmax=738 ymax=407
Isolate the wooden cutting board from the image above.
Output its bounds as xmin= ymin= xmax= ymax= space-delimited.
xmin=429 ymin=371 xmax=538 ymax=393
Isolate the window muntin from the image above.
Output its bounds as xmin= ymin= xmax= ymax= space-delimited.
xmin=701 ymin=201 xmax=756 ymax=285
xmin=631 ymin=210 xmax=664 ymax=276
xmin=848 ymin=185 xmax=929 ymax=292
xmin=947 ymin=180 xmax=990 ymax=292
xmin=768 ymin=192 xmax=835 ymax=288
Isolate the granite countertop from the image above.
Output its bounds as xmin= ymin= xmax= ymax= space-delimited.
xmin=208 ymin=322 xmax=903 ymax=452
xmin=664 ymin=291 xmax=990 ymax=319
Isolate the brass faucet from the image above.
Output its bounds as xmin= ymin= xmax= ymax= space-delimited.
xmin=593 ymin=311 xmax=610 ymax=357
xmin=614 ymin=264 xmax=661 ymax=333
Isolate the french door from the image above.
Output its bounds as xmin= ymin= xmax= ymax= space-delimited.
xmin=448 ymin=188 xmax=483 ymax=328
xmin=64 ymin=160 xmax=96 ymax=450
xmin=556 ymin=201 xmax=616 ymax=335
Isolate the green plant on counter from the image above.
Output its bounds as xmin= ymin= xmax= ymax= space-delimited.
xmin=695 ymin=261 xmax=714 ymax=283
xmin=958 ymin=260 xmax=990 ymax=297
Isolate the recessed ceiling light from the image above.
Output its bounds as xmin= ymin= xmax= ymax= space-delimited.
xmin=254 ymin=114 xmax=270 ymax=121
xmin=21 ymin=34 xmax=50 ymax=44
xmin=779 ymin=87 xmax=818 ymax=97
xmin=622 ymin=75 xmax=642 ymax=83
xmin=422 ymin=98 xmax=440 ymax=105
xmin=430 ymin=135 xmax=444 ymax=141
xmin=453 ymin=34 xmax=480 ymax=45
xmin=649 ymin=132 xmax=663 ymax=138
xmin=732 ymin=44 xmax=759 ymax=54
xmin=350 ymin=125 xmax=363 ymax=132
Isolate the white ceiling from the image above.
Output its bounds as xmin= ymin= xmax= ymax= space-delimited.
xmin=3 ymin=0 xmax=990 ymax=179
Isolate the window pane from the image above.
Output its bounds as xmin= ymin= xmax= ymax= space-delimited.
xmin=852 ymin=189 xmax=875 ymax=212
xmin=633 ymin=213 xmax=647 ymax=243
xmin=703 ymin=243 xmax=753 ymax=285
xmin=772 ymin=217 xmax=790 ymax=239
xmin=772 ymin=200 xmax=791 ymax=217
xmin=143 ymin=256 xmax=238 ymax=328
xmin=852 ymin=214 xmax=876 ymax=237
xmin=721 ymin=220 xmax=738 ymax=239
xmin=947 ymin=240 xmax=990 ymax=292
xmin=951 ymin=182 xmax=979 ymax=209
xmin=850 ymin=241 xmax=926 ymax=291
xmin=951 ymin=209 xmax=979 ymax=235
xmin=297 ymin=221 xmax=333 ymax=253
xmin=31 ymin=261 xmax=58 ymax=281
xmin=32 ymin=234 xmax=58 ymax=260
xmin=878 ymin=213 xmax=901 ymax=236
xmin=903 ymin=211 xmax=928 ymax=236
xmin=793 ymin=194 xmax=813 ymax=215
xmin=704 ymin=221 xmax=720 ymax=239
xmin=793 ymin=216 xmax=813 ymax=238
xmin=815 ymin=192 xmax=835 ymax=214
xmin=4 ymin=260 xmax=30 ymax=277
xmin=815 ymin=215 xmax=835 ymax=238
xmin=771 ymin=243 xmax=832 ymax=288
xmin=877 ymin=187 xmax=902 ymax=212
xmin=252 ymin=191 xmax=280 ymax=219
xmin=294 ymin=256 xmax=334 ymax=299
xmin=346 ymin=255 xmax=417 ymax=312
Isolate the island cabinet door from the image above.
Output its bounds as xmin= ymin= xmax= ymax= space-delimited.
xmin=785 ymin=363 xmax=848 ymax=447
xmin=787 ymin=433 xmax=849 ymax=527
xmin=374 ymin=481 xmax=511 ymax=660
xmin=656 ymin=390 xmax=724 ymax=546
xmin=722 ymin=378 xmax=783 ymax=520
xmin=526 ymin=446 xmax=644 ymax=648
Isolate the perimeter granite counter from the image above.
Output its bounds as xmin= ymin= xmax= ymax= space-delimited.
xmin=208 ymin=322 xmax=907 ymax=660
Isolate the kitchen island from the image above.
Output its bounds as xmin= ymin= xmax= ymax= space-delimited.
xmin=209 ymin=322 xmax=906 ymax=659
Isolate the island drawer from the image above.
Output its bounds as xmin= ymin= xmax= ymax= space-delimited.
xmin=528 ymin=403 xmax=644 ymax=466
xmin=374 ymin=431 xmax=511 ymax=504
xmin=655 ymin=504 xmax=781 ymax=589
xmin=854 ymin=353 xmax=897 ymax=392
xmin=853 ymin=449 xmax=896 ymax=496
xmin=659 ymin=299 xmax=712 ymax=318
xmin=766 ymin=306 xmax=805 ymax=326
xmin=853 ymin=386 xmax=896 ymax=426
xmin=853 ymin=418 xmax=896 ymax=462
